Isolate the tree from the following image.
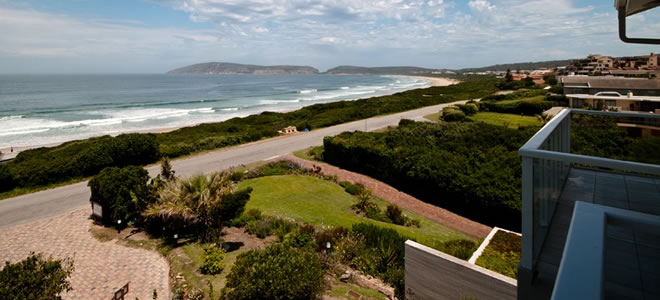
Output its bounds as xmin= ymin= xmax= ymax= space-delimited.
xmin=88 ymin=166 xmax=151 ymax=226
xmin=219 ymin=244 xmax=324 ymax=300
xmin=144 ymin=172 xmax=251 ymax=241
xmin=0 ymin=253 xmax=74 ymax=300
xmin=160 ymin=157 xmax=175 ymax=181
xmin=505 ymin=68 xmax=513 ymax=82
xmin=543 ymin=74 xmax=558 ymax=85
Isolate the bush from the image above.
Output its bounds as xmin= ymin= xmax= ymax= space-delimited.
xmin=231 ymin=208 xmax=263 ymax=227
xmin=245 ymin=217 xmax=297 ymax=239
xmin=442 ymin=109 xmax=466 ymax=122
xmin=220 ymin=244 xmax=324 ymax=300
xmin=210 ymin=187 xmax=253 ymax=226
xmin=352 ymin=223 xmax=410 ymax=260
xmin=457 ymin=103 xmax=478 ymax=115
xmin=0 ymin=164 xmax=14 ymax=193
xmin=341 ymin=181 xmax=365 ymax=195
xmin=385 ymin=205 xmax=406 ymax=225
xmin=323 ymin=121 xmax=533 ymax=230
xmin=200 ymin=245 xmax=226 ymax=275
xmin=0 ymin=253 xmax=74 ymax=300
xmin=435 ymin=239 xmax=478 ymax=260
xmin=88 ymin=166 xmax=151 ymax=226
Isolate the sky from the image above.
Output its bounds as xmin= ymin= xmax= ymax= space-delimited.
xmin=0 ymin=0 xmax=659 ymax=73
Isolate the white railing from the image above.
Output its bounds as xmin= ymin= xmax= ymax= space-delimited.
xmin=518 ymin=108 xmax=660 ymax=279
xmin=551 ymin=202 xmax=660 ymax=300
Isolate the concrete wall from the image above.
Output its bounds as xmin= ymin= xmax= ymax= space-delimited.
xmin=405 ymin=241 xmax=517 ymax=300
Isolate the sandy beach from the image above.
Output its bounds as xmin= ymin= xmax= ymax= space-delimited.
xmin=405 ymin=76 xmax=460 ymax=87
xmin=0 ymin=75 xmax=458 ymax=160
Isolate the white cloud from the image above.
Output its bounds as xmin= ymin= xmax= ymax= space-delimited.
xmin=468 ymin=0 xmax=495 ymax=12
xmin=1 ymin=0 xmax=660 ymax=73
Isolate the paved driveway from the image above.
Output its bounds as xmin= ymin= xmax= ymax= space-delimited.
xmin=0 ymin=208 xmax=170 ymax=300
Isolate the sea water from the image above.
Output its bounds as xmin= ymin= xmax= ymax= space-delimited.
xmin=0 ymin=74 xmax=430 ymax=149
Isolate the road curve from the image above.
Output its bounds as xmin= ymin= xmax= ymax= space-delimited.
xmin=0 ymin=100 xmax=469 ymax=229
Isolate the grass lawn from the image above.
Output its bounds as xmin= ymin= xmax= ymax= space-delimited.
xmin=468 ymin=112 xmax=541 ymax=129
xmin=237 ymin=175 xmax=473 ymax=246
xmin=475 ymin=230 xmax=521 ymax=279
xmin=495 ymin=95 xmax=546 ymax=104
xmin=423 ymin=111 xmax=442 ymax=122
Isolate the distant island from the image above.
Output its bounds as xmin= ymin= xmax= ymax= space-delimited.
xmin=167 ymin=62 xmax=320 ymax=75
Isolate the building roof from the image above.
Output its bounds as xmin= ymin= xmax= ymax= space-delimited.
xmin=566 ymin=93 xmax=660 ymax=103
xmin=560 ymin=76 xmax=660 ymax=90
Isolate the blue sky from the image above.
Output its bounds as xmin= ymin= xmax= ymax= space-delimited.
xmin=0 ymin=0 xmax=658 ymax=73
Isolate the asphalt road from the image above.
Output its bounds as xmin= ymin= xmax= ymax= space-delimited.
xmin=0 ymin=100 xmax=468 ymax=229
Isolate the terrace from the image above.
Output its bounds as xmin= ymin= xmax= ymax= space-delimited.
xmin=517 ymin=109 xmax=660 ymax=299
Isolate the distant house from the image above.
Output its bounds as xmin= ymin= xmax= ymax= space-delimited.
xmin=278 ymin=126 xmax=298 ymax=134
xmin=559 ymin=76 xmax=660 ymax=96
xmin=566 ymin=92 xmax=660 ymax=136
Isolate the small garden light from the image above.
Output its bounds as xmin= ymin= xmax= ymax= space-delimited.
xmin=117 ymin=219 xmax=122 ymax=234
xmin=326 ymin=242 xmax=331 ymax=249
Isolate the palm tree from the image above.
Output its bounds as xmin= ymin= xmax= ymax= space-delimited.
xmin=144 ymin=172 xmax=233 ymax=241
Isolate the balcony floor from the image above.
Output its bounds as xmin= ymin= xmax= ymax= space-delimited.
xmin=534 ymin=167 xmax=660 ymax=299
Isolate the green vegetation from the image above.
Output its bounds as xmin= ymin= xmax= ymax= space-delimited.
xmin=220 ymin=243 xmax=324 ymax=300
xmin=329 ymin=282 xmax=387 ymax=300
xmin=293 ymin=146 xmax=324 ymax=161
xmin=144 ymin=173 xmax=252 ymax=242
xmin=237 ymin=175 xmax=470 ymax=244
xmin=571 ymin=114 xmax=660 ymax=165
xmin=423 ymin=111 xmax=442 ymax=122
xmin=88 ymin=165 xmax=152 ymax=226
xmin=479 ymin=96 xmax=556 ymax=116
xmin=324 ymin=120 xmax=538 ymax=230
xmin=475 ymin=231 xmax=521 ymax=279
xmin=0 ymin=78 xmax=499 ymax=197
xmin=200 ymin=244 xmax=226 ymax=275
xmin=0 ymin=253 xmax=74 ymax=300
xmin=0 ymin=134 xmax=159 ymax=194
xmin=468 ymin=112 xmax=542 ymax=129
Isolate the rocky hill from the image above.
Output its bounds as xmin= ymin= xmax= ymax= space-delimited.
xmin=167 ymin=62 xmax=320 ymax=75
xmin=324 ymin=65 xmax=445 ymax=75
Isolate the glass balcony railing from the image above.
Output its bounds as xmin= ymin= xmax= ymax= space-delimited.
xmin=517 ymin=108 xmax=660 ymax=297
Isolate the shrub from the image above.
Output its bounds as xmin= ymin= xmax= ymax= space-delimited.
xmin=341 ymin=181 xmax=365 ymax=195
xmin=0 ymin=164 xmax=14 ymax=193
xmin=246 ymin=161 xmax=303 ymax=178
xmin=442 ymin=109 xmax=466 ymax=122
xmin=88 ymin=166 xmax=151 ymax=226
xmin=231 ymin=208 xmax=263 ymax=227
xmin=200 ymin=245 xmax=226 ymax=275
xmin=351 ymin=223 xmax=410 ymax=260
xmin=385 ymin=205 xmax=406 ymax=225
xmin=220 ymin=244 xmax=324 ymax=300
xmin=457 ymin=103 xmax=478 ymax=115
xmin=0 ymin=253 xmax=74 ymax=300
xmin=245 ymin=217 xmax=297 ymax=239
xmin=435 ymin=239 xmax=478 ymax=260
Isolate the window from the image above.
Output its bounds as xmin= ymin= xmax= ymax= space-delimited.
xmin=606 ymin=100 xmax=617 ymax=107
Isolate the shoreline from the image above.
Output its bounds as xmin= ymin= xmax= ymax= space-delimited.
xmin=0 ymin=75 xmax=457 ymax=159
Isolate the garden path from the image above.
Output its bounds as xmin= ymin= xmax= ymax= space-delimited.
xmin=0 ymin=208 xmax=170 ymax=300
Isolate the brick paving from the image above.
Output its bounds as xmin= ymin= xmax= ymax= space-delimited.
xmin=286 ymin=155 xmax=492 ymax=239
xmin=0 ymin=208 xmax=170 ymax=300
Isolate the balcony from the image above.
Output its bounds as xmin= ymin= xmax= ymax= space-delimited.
xmin=517 ymin=109 xmax=660 ymax=299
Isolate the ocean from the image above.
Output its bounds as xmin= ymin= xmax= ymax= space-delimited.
xmin=0 ymin=74 xmax=430 ymax=150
